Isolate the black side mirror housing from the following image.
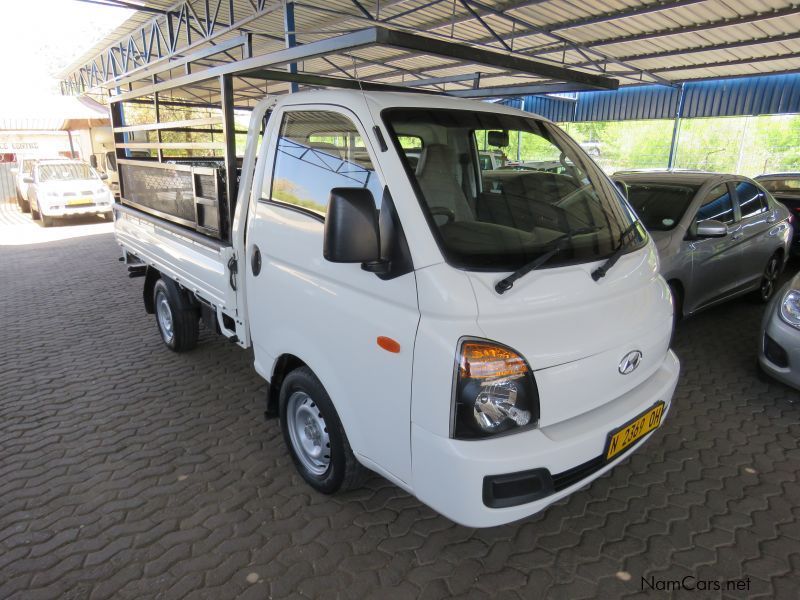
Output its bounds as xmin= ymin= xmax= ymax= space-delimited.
xmin=99 ymin=172 xmax=109 ymax=180
xmin=23 ymin=175 xmax=34 ymax=184
xmin=324 ymin=188 xmax=382 ymax=269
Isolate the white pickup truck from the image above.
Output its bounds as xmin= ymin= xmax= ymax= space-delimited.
xmin=114 ymin=89 xmax=679 ymax=527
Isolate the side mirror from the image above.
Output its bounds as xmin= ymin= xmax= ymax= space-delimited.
xmin=99 ymin=172 xmax=109 ymax=180
xmin=23 ymin=175 xmax=34 ymax=184
xmin=323 ymin=188 xmax=383 ymax=270
xmin=614 ymin=180 xmax=628 ymax=200
xmin=695 ymin=219 xmax=728 ymax=238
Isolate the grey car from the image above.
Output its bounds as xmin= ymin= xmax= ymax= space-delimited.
xmin=613 ymin=171 xmax=793 ymax=318
xmin=760 ymin=272 xmax=800 ymax=391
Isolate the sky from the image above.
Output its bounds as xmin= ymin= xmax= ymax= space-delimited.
xmin=0 ymin=0 xmax=133 ymax=100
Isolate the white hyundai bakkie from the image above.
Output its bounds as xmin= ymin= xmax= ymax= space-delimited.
xmin=113 ymin=89 xmax=679 ymax=527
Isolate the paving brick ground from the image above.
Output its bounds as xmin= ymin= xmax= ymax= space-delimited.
xmin=2 ymin=200 xmax=800 ymax=599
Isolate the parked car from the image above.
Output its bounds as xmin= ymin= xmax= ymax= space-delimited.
xmin=613 ymin=171 xmax=793 ymax=318
xmin=25 ymin=159 xmax=112 ymax=227
xmin=12 ymin=156 xmax=38 ymax=212
xmin=115 ymin=89 xmax=680 ymax=527
xmin=754 ymin=173 xmax=800 ymax=256
xmin=759 ymin=271 xmax=800 ymax=390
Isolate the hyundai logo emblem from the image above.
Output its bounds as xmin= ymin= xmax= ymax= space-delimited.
xmin=619 ymin=350 xmax=643 ymax=375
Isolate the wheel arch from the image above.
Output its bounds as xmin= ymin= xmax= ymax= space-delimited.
xmin=266 ymin=353 xmax=307 ymax=418
xmin=667 ymin=278 xmax=685 ymax=317
xmin=143 ymin=266 xmax=160 ymax=314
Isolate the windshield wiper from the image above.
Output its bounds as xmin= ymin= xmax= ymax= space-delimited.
xmin=591 ymin=221 xmax=642 ymax=282
xmin=495 ymin=226 xmax=600 ymax=294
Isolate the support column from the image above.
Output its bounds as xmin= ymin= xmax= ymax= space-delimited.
xmin=220 ymin=74 xmax=237 ymax=240
xmin=667 ymin=83 xmax=686 ymax=170
xmin=284 ymin=1 xmax=298 ymax=93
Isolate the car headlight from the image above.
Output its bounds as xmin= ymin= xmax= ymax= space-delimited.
xmin=780 ymin=289 xmax=800 ymax=329
xmin=451 ymin=339 xmax=539 ymax=439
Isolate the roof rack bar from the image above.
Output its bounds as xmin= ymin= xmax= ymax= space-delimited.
xmin=109 ymin=25 xmax=617 ymax=104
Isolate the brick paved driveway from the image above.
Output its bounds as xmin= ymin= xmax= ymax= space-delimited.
xmin=2 ymin=203 xmax=800 ymax=599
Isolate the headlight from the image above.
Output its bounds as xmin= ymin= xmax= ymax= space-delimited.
xmin=780 ymin=289 xmax=800 ymax=329
xmin=451 ymin=339 xmax=539 ymax=439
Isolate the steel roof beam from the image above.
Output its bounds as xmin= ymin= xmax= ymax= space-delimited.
xmin=447 ymin=81 xmax=597 ymax=98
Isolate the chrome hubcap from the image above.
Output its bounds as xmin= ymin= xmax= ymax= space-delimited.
xmin=156 ymin=291 xmax=174 ymax=343
xmin=286 ymin=391 xmax=330 ymax=476
xmin=762 ymin=258 xmax=779 ymax=300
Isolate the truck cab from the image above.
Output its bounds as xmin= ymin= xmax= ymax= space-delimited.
xmin=114 ymin=90 xmax=679 ymax=527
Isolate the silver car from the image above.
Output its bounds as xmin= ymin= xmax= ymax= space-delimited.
xmin=760 ymin=272 xmax=800 ymax=390
xmin=614 ymin=171 xmax=793 ymax=317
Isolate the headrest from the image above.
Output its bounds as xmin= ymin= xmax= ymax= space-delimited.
xmin=415 ymin=144 xmax=454 ymax=178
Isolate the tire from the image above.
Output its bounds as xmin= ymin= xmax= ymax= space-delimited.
xmin=279 ymin=367 xmax=367 ymax=494
xmin=31 ymin=202 xmax=40 ymax=221
xmin=753 ymin=253 xmax=782 ymax=304
xmin=152 ymin=278 xmax=199 ymax=352
xmin=40 ymin=213 xmax=54 ymax=227
xmin=20 ymin=197 xmax=30 ymax=213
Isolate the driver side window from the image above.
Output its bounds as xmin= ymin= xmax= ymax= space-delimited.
xmin=263 ymin=110 xmax=383 ymax=217
xmin=697 ymin=185 xmax=735 ymax=225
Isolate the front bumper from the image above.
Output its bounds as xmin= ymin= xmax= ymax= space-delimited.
xmin=758 ymin=299 xmax=800 ymax=391
xmin=41 ymin=202 xmax=113 ymax=217
xmin=411 ymin=350 xmax=680 ymax=528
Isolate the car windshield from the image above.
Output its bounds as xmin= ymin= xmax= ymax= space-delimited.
xmin=38 ymin=163 xmax=94 ymax=182
xmin=383 ymin=108 xmax=642 ymax=271
xmin=624 ymin=183 xmax=699 ymax=231
xmin=758 ymin=178 xmax=800 ymax=194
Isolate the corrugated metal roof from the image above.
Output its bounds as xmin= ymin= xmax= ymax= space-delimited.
xmin=61 ymin=0 xmax=800 ymax=103
xmin=511 ymin=72 xmax=800 ymax=122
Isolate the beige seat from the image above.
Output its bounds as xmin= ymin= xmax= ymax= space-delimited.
xmin=415 ymin=144 xmax=474 ymax=222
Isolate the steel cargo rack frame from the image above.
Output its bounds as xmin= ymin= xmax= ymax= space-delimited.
xmin=109 ymin=25 xmax=619 ymax=243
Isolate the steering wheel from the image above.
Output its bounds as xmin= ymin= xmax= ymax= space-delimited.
xmin=430 ymin=206 xmax=456 ymax=224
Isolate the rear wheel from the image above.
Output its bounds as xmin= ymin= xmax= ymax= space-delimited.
xmin=153 ymin=278 xmax=199 ymax=352
xmin=31 ymin=202 xmax=40 ymax=221
xmin=754 ymin=253 xmax=782 ymax=303
xmin=279 ymin=367 xmax=367 ymax=494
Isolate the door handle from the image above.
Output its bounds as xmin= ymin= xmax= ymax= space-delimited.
xmin=731 ymin=232 xmax=744 ymax=240
xmin=767 ymin=215 xmax=777 ymax=224
xmin=251 ymin=245 xmax=262 ymax=276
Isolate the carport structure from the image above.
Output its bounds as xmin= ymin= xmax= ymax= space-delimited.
xmin=63 ymin=0 xmax=800 ymax=103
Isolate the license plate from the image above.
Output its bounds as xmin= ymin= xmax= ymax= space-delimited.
xmin=67 ymin=198 xmax=93 ymax=206
xmin=605 ymin=402 xmax=665 ymax=460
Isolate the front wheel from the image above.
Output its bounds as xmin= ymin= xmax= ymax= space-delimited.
xmin=153 ymin=278 xmax=199 ymax=352
xmin=754 ymin=253 xmax=782 ymax=303
xmin=279 ymin=367 xmax=367 ymax=494
xmin=40 ymin=213 xmax=54 ymax=227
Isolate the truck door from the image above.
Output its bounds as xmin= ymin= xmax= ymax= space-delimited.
xmin=244 ymin=105 xmax=420 ymax=484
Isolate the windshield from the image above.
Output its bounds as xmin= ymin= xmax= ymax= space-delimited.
xmin=38 ymin=163 xmax=95 ymax=182
xmin=758 ymin=178 xmax=800 ymax=194
xmin=624 ymin=183 xmax=699 ymax=231
xmin=383 ymin=108 xmax=642 ymax=271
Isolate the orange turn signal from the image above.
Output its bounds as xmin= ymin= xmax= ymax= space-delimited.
xmin=459 ymin=341 xmax=528 ymax=379
xmin=377 ymin=336 xmax=401 ymax=353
